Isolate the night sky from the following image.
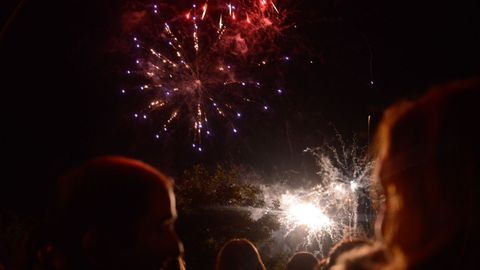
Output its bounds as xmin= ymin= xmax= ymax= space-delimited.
xmin=1 ymin=0 xmax=479 ymax=215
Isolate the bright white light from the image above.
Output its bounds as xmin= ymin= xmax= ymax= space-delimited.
xmin=350 ymin=181 xmax=358 ymax=191
xmin=335 ymin=184 xmax=345 ymax=194
xmin=287 ymin=202 xmax=331 ymax=230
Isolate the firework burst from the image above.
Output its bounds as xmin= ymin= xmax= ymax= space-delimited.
xmin=259 ymin=135 xmax=375 ymax=255
xmin=121 ymin=1 xmax=289 ymax=150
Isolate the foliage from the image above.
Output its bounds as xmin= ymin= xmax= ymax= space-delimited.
xmin=177 ymin=164 xmax=266 ymax=209
xmin=175 ymin=163 xmax=280 ymax=270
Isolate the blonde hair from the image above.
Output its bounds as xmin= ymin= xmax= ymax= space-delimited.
xmin=373 ymin=78 xmax=480 ymax=269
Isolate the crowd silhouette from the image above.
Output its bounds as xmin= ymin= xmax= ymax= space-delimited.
xmin=1 ymin=78 xmax=477 ymax=270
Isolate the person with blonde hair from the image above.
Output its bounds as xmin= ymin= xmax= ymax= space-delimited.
xmin=372 ymin=78 xmax=480 ymax=269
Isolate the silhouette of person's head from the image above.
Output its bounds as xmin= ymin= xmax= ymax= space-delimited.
xmin=374 ymin=78 xmax=480 ymax=268
xmin=51 ymin=156 xmax=183 ymax=270
xmin=323 ymin=239 xmax=372 ymax=270
xmin=215 ymin=238 xmax=266 ymax=270
xmin=287 ymin=252 xmax=319 ymax=270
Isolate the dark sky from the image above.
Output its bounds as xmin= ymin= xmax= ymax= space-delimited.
xmin=1 ymin=0 xmax=479 ymax=215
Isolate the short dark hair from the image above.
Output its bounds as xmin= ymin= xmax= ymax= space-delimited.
xmin=215 ymin=238 xmax=266 ymax=270
xmin=287 ymin=252 xmax=319 ymax=270
xmin=53 ymin=156 xmax=172 ymax=252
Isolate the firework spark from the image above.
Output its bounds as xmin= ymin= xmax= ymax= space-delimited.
xmin=283 ymin=195 xmax=331 ymax=231
xmin=258 ymin=135 xmax=375 ymax=255
xmin=122 ymin=1 xmax=288 ymax=150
